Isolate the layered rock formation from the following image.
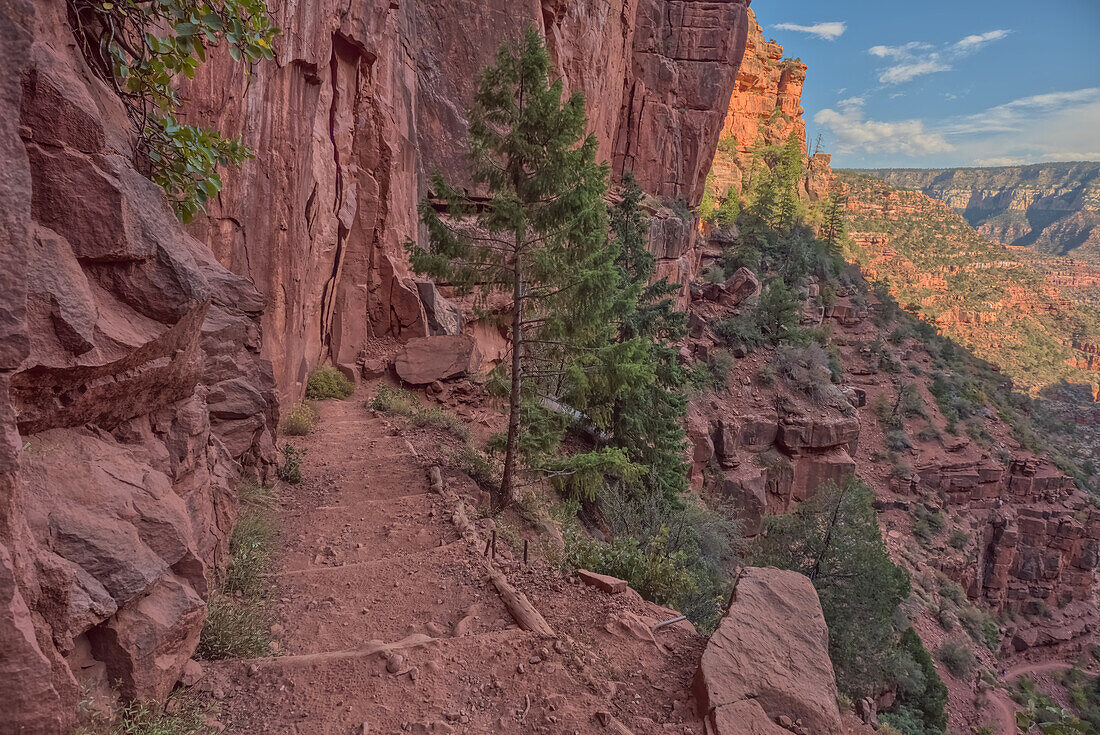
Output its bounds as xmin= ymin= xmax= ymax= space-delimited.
xmin=852 ymin=163 xmax=1100 ymax=261
xmin=837 ymin=171 xmax=1100 ymax=394
xmin=1 ymin=1 xmax=278 ymax=730
xmin=706 ymin=10 xmax=831 ymax=201
xmin=180 ymin=0 xmax=753 ymax=399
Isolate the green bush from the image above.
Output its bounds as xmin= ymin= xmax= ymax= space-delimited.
xmin=280 ymin=401 xmax=316 ymax=436
xmin=410 ymin=407 xmax=470 ymax=440
xmin=887 ymin=628 xmax=948 ymax=735
xmin=277 ymin=444 xmax=305 ymax=484
xmin=305 ymin=366 xmax=354 ymax=400
xmin=564 ymin=525 xmax=700 ymax=613
xmin=77 ymin=695 xmax=210 ymax=735
xmin=948 ymin=529 xmax=969 ymax=550
xmin=935 ymin=641 xmax=975 ymax=678
xmin=370 ymin=383 xmax=420 ymax=415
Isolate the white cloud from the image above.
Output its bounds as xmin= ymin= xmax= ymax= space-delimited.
xmin=945 ymin=88 xmax=1100 ymax=134
xmin=879 ymin=60 xmax=951 ymax=84
xmin=869 ymin=42 xmax=932 ymax=59
xmin=868 ymin=30 xmax=1010 ymax=84
xmin=814 ymin=105 xmax=953 ymax=156
xmin=827 ymin=88 xmax=1100 ymax=166
xmin=955 ymin=29 xmax=1010 ymax=51
xmin=774 ymin=21 xmax=847 ymax=41
xmin=837 ymin=96 xmax=864 ymax=108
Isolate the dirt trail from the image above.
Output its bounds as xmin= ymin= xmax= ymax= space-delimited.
xmin=989 ymin=660 xmax=1096 ymax=735
xmin=202 ymin=392 xmax=705 ymax=734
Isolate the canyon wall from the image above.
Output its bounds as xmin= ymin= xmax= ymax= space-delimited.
xmin=180 ymin=0 xmax=753 ymax=401
xmin=1 ymin=1 xmax=278 ymax=731
xmin=852 ymin=163 xmax=1100 ymax=260
xmin=705 ymin=10 xmax=830 ymax=203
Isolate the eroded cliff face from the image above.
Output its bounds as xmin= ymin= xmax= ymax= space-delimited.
xmin=179 ymin=0 xmax=752 ymax=399
xmin=0 ymin=1 xmax=278 ymax=731
xmin=705 ymin=10 xmax=830 ymax=202
xmin=852 ymin=163 xmax=1100 ymax=261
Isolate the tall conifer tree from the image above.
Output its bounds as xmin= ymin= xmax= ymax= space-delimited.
xmin=408 ymin=28 xmax=644 ymax=509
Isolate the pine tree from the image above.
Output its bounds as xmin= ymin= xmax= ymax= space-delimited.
xmin=773 ymin=132 xmax=805 ymax=231
xmin=754 ymin=477 xmax=912 ymax=697
xmin=605 ymin=174 xmax=689 ymax=503
xmin=820 ymin=194 xmax=847 ymax=256
xmin=408 ymin=28 xmax=643 ymax=510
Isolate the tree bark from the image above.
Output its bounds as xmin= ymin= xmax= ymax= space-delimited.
xmin=497 ymin=265 xmax=523 ymax=511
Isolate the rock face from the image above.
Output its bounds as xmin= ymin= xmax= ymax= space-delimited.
xmin=851 ymin=163 xmax=1100 ymax=260
xmin=0 ymin=1 xmax=278 ymax=730
xmin=706 ymin=10 xmax=831 ymax=201
xmin=694 ymin=567 xmax=843 ymax=735
xmin=690 ymin=406 xmax=860 ymax=532
xmin=179 ymin=0 xmax=753 ymax=398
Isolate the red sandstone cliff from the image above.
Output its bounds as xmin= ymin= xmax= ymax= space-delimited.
xmin=1 ymin=1 xmax=278 ymax=731
xmin=179 ymin=0 xmax=753 ymax=401
xmin=706 ymin=10 xmax=831 ymax=202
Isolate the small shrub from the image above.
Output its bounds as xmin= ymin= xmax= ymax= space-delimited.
xmin=457 ymin=445 xmax=498 ymax=495
xmin=887 ymin=430 xmax=913 ymax=451
xmin=281 ymin=401 xmax=316 ymax=436
xmin=900 ymin=385 xmax=926 ymax=418
xmin=370 ymin=383 xmax=420 ymax=416
xmin=701 ymin=264 xmax=727 ymax=283
xmin=277 ymin=444 xmax=305 ymax=484
xmin=916 ymin=423 xmax=940 ymax=443
xmin=197 ymin=482 xmax=277 ymax=660
xmin=713 ymin=314 xmax=763 ymax=351
xmin=564 ymin=525 xmax=699 ymax=611
xmin=948 ymin=529 xmax=969 ymax=550
xmin=936 ymin=641 xmax=975 ymax=678
xmin=912 ymin=505 xmax=946 ymax=541
xmin=305 ymin=366 xmax=354 ymax=400
xmin=77 ymin=696 xmax=210 ymax=735
xmin=411 ymin=407 xmax=470 ymax=440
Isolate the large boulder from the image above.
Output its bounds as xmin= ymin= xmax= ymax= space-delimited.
xmin=722 ymin=267 xmax=761 ymax=307
xmin=394 ymin=335 xmax=482 ymax=385
xmin=694 ymin=567 xmax=843 ymax=735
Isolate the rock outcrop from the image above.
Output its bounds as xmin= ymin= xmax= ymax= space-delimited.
xmin=1 ymin=1 xmax=278 ymax=730
xmin=706 ymin=10 xmax=831 ymax=201
xmin=695 ymin=567 xmax=843 ymax=735
xmin=180 ymin=0 xmax=754 ymax=399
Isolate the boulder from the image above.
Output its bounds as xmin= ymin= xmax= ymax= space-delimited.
xmin=788 ymin=448 xmax=857 ymax=505
xmin=721 ymin=267 xmax=761 ymax=307
xmin=694 ymin=567 xmax=842 ymax=735
xmin=711 ymin=699 xmax=790 ymax=735
xmin=394 ymin=335 xmax=482 ymax=385
xmin=777 ymin=416 xmax=860 ymax=452
xmin=416 ymin=282 xmax=465 ymax=336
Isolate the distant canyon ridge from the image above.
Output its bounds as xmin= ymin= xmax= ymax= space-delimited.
xmin=849 ymin=162 xmax=1100 ymax=261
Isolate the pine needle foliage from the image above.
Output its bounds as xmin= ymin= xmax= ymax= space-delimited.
xmin=407 ymin=28 xmax=648 ymax=509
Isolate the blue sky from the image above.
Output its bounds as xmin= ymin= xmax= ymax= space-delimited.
xmin=751 ymin=0 xmax=1100 ymax=168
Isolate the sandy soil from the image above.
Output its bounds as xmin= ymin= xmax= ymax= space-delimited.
xmin=197 ymin=391 xmax=707 ymax=734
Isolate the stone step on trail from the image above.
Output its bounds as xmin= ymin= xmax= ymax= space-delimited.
xmin=271 ymin=541 xmax=514 ymax=655
xmin=279 ymin=491 xmax=457 ymax=571
xmin=212 ymin=627 xmax=601 ymax=735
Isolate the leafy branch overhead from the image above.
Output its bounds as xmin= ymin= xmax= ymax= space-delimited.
xmin=67 ymin=0 xmax=278 ymax=221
